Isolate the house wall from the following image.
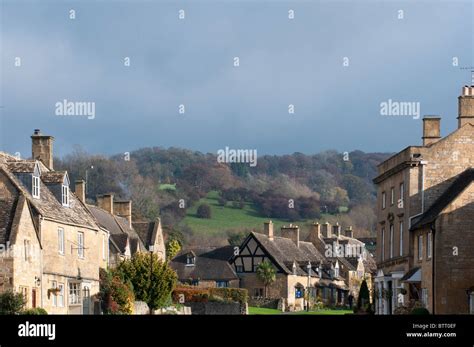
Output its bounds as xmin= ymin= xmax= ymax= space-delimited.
xmin=40 ymin=219 xmax=107 ymax=314
xmin=434 ymin=182 xmax=474 ymax=314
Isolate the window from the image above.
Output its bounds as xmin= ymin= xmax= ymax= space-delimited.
xmin=57 ymin=283 xmax=64 ymax=307
xmin=334 ymin=263 xmax=340 ymax=278
xmin=58 ymin=228 xmax=64 ymax=254
xmin=418 ymin=235 xmax=423 ymax=261
xmin=382 ymin=192 xmax=386 ymax=209
xmin=389 ymin=224 xmax=394 ymax=258
xmin=253 ymin=288 xmax=264 ymax=297
xmin=32 ymin=175 xmax=40 ymax=199
xmin=61 ymin=184 xmax=69 ymax=206
xmin=381 ymin=228 xmax=385 ymax=261
xmin=69 ymin=283 xmax=81 ymax=305
xmin=427 ymin=232 xmax=432 ymax=259
xmin=390 ymin=187 xmax=395 ymax=205
xmin=236 ymin=265 xmax=243 ymax=273
xmin=186 ymin=254 xmax=195 ymax=265
xmin=216 ymin=281 xmax=229 ymax=288
xmin=52 ymin=281 xmax=57 ymax=306
xmin=399 ymin=221 xmax=404 ymax=256
xmin=399 ymin=182 xmax=405 ymax=207
xmin=77 ymin=232 xmax=84 ymax=258
xmin=24 ymin=240 xmax=30 ymax=261
xmin=421 ymin=288 xmax=428 ymax=308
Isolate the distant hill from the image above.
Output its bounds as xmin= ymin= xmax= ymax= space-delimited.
xmin=56 ymin=147 xmax=391 ymax=246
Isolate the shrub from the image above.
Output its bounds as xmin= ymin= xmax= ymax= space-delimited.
xmin=217 ymin=196 xmax=227 ymax=207
xmin=411 ymin=307 xmax=430 ymax=315
xmin=99 ymin=268 xmax=134 ymax=314
xmin=0 ymin=291 xmax=26 ymax=315
xmin=21 ymin=308 xmax=48 ymax=315
xmin=355 ymin=279 xmax=373 ymax=314
xmin=210 ymin=288 xmax=248 ymax=304
xmin=172 ymin=287 xmax=248 ymax=304
xmin=196 ymin=203 xmax=212 ymax=219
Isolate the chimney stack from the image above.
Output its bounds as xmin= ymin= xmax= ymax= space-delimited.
xmin=75 ymin=180 xmax=86 ymax=203
xmin=310 ymin=222 xmax=321 ymax=239
xmin=97 ymin=194 xmax=114 ymax=214
xmin=458 ymin=86 xmax=474 ymax=128
xmin=321 ymin=222 xmax=332 ymax=238
xmin=31 ymin=129 xmax=54 ymax=170
xmin=333 ymin=223 xmax=341 ymax=238
xmin=281 ymin=224 xmax=300 ymax=248
xmin=264 ymin=221 xmax=274 ymax=241
xmin=422 ymin=116 xmax=441 ymax=146
xmin=114 ymin=200 xmax=132 ymax=228
xmin=345 ymin=226 xmax=354 ymax=238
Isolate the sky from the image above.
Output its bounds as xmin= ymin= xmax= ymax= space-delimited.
xmin=1 ymin=0 xmax=473 ymax=158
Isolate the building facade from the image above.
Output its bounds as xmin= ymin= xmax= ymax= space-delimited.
xmin=373 ymin=85 xmax=474 ymax=314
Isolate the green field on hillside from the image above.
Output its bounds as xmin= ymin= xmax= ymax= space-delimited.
xmin=182 ymin=191 xmax=313 ymax=236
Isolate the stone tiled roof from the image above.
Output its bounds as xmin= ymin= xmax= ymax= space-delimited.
xmin=89 ymin=205 xmax=145 ymax=254
xmin=0 ymin=161 xmax=98 ymax=229
xmin=251 ymin=232 xmax=327 ymax=275
xmin=132 ymin=221 xmax=155 ymax=246
xmin=0 ymin=192 xmax=19 ymax=244
xmin=410 ymin=168 xmax=474 ymax=230
xmin=170 ymin=246 xmax=238 ymax=281
xmin=41 ymin=171 xmax=66 ymax=184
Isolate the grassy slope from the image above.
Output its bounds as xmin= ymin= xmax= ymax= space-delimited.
xmin=182 ymin=191 xmax=311 ymax=236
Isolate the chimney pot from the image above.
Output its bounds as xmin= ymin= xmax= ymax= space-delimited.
xmin=114 ymin=200 xmax=132 ymax=228
xmin=458 ymin=86 xmax=474 ymax=128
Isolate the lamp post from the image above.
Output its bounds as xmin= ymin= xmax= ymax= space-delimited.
xmin=306 ymin=261 xmax=312 ymax=312
xmin=149 ymin=245 xmax=154 ymax=315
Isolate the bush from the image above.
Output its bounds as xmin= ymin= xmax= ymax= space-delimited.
xmin=0 ymin=291 xmax=26 ymax=315
xmin=217 ymin=196 xmax=227 ymax=207
xmin=355 ymin=279 xmax=373 ymax=314
xmin=210 ymin=288 xmax=248 ymax=304
xmin=172 ymin=287 xmax=248 ymax=304
xmin=99 ymin=268 xmax=134 ymax=314
xmin=21 ymin=308 xmax=48 ymax=315
xmin=411 ymin=307 xmax=430 ymax=315
xmin=196 ymin=203 xmax=212 ymax=219
xmin=172 ymin=287 xmax=210 ymax=303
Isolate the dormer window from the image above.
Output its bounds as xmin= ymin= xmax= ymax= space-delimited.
xmin=62 ymin=184 xmax=69 ymax=206
xmin=292 ymin=261 xmax=297 ymax=276
xmin=32 ymin=162 xmax=41 ymax=199
xmin=334 ymin=261 xmax=340 ymax=278
xmin=61 ymin=173 xmax=70 ymax=207
xmin=186 ymin=253 xmax=195 ymax=266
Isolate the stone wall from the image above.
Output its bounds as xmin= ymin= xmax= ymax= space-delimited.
xmin=186 ymin=301 xmax=244 ymax=315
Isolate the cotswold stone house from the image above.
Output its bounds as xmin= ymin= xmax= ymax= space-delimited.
xmin=170 ymin=246 xmax=239 ymax=288
xmin=229 ymin=221 xmax=375 ymax=311
xmin=0 ymin=130 xmax=108 ymax=314
xmin=373 ymin=85 xmax=474 ymax=314
xmin=87 ymin=193 xmax=166 ymax=267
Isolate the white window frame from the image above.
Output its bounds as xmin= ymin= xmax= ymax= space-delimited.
xmin=422 ymin=288 xmax=428 ymax=307
xmin=381 ymin=228 xmax=385 ymax=261
xmin=399 ymin=221 xmax=404 ymax=256
xmin=389 ymin=224 xmax=394 ymax=258
xmin=69 ymin=282 xmax=81 ymax=305
xmin=427 ymin=232 xmax=432 ymax=259
xmin=77 ymin=232 xmax=84 ymax=258
xmin=390 ymin=187 xmax=395 ymax=205
xmin=52 ymin=281 xmax=57 ymax=307
xmin=24 ymin=239 xmax=30 ymax=261
xmin=418 ymin=235 xmax=423 ymax=261
xmin=57 ymin=283 xmax=64 ymax=307
xmin=61 ymin=184 xmax=69 ymax=207
xmin=58 ymin=228 xmax=64 ymax=255
xmin=32 ymin=175 xmax=40 ymax=199
xmin=382 ymin=192 xmax=386 ymax=209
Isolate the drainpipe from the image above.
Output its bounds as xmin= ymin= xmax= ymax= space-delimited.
xmin=431 ymin=223 xmax=435 ymax=314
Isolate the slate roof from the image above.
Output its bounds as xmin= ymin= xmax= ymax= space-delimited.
xmin=132 ymin=221 xmax=155 ymax=246
xmin=410 ymin=168 xmax=474 ymax=230
xmin=89 ymin=205 xmax=145 ymax=253
xmin=170 ymin=246 xmax=238 ymax=281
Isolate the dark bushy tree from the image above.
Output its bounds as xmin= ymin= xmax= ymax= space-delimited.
xmin=0 ymin=291 xmax=25 ymax=315
xmin=356 ymin=279 xmax=373 ymax=314
xmin=196 ymin=203 xmax=212 ymax=219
